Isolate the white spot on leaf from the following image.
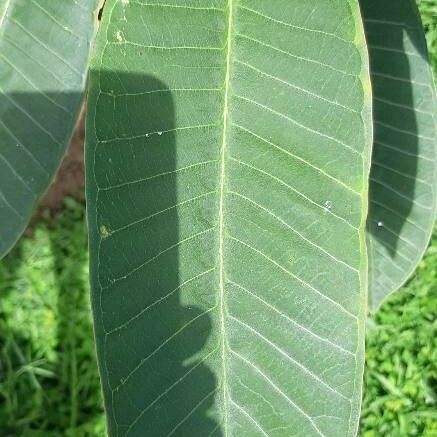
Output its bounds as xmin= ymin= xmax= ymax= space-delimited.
xmin=323 ymin=200 xmax=332 ymax=212
xmin=116 ymin=30 xmax=124 ymax=42
xmin=100 ymin=225 xmax=110 ymax=239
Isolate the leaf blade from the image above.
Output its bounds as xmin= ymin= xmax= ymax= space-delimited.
xmin=0 ymin=0 xmax=100 ymax=257
xmin=86 ymin=1 xmax=372 ymax=435
xmin=361 ymin=0 xmax=437 ymax=311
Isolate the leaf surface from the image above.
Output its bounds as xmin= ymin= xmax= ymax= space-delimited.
xmin=0 ymin=0 xmax=100 ymax=257
xmin=86 ymin=1 xmax=372 ymax=436
xmin=361 ymin=0 xmax=437 ymax=311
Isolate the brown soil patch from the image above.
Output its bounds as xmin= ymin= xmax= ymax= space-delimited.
xmin=37 ymin=110 xmax=86 ymax=213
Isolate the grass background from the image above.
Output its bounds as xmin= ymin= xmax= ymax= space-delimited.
xmin=0 ymin=2 xmax=436 ymax=436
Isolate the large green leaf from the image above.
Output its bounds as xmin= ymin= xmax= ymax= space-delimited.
xmin=0 ymin=0 xmax=100 ymax=257
xmin=86 ymin=1 xmax=372 ymax=435
xmin=361 ymin=0 xmax=437 ymax=311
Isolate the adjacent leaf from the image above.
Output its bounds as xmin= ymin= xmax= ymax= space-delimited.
xmin=86 ymin=1 xmax=372 ymax=436
xmin=0 ymin=0 xmax=100 ymax=257
xmin=361 ymin=0 xmax=437 ymax=311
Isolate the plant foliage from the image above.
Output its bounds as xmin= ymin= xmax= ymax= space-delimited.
xmin=0 ymin=0 xmax=435 ymax=436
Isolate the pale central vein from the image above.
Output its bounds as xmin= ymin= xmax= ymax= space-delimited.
xmin=219 ymin=0 xmax=234 ymax=435
xmin=0 ymin=0 xmax=12 ymax=36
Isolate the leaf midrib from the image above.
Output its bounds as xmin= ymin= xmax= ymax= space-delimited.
xmin=218 ymin=0 xmax=234 ymax=434
xmin=0 ymin=0 xmax=12 ymax=37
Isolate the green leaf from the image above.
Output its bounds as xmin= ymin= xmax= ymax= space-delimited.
xmin=86 ymin=1 xmax=372 ymax=436
xmin=0 ymin=0 xmax=100 ymax=257
xmin=361 ymin=0 xmax=437 ymax=312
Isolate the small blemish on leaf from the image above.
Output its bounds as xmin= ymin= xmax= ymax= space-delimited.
xmin=97 ymin=0 xmax=106 ymax=21
xmin=324 ymin=200 xmax=332 ymax=212
xmin=100 ymin=225 xmax=110 ymax=239
xmin=116 ymin=30 xmax=124 ymax=42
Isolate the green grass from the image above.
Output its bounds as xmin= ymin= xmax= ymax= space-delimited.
xmin=360 ymin=231 xmax=437 ymax=436
xmin=419 ymin=0 xmax=437 ymax=76
xmin=0 ymin=200 xmax=105 ymax=436
xmin=0 ymin=2 xmax=436 ymax=436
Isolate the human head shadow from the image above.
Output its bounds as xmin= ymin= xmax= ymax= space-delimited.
xmin=0 ymin=69 xmax=220 ymax=434
xmin=88 ymin=71 xmax=220 ymax=436
xmin=361 ymin=0 xmax=432 ymax=257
